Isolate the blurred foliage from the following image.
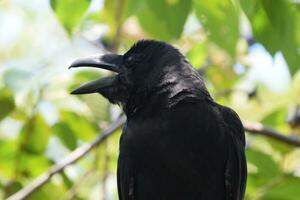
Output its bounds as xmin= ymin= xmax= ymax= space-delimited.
xmin=50 ymin=0 xmax=92 ymax=34
xmin=0 ymin=0 xmax=299 ymax=199
xmin=240 ymin=0 xmax=299 ymax=75
xmin=194 ymin=0 xmax=239 ymax=56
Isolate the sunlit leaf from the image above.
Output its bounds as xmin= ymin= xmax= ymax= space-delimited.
xmin=19 ymin=114 xmax=51 ymax=154
xmin=262 ymin=109 xmax=288 ymax=127
xmin=108 ymin=130 xmax=122 ymax=173
xmin=194 ymin=0 xmax=239 ymax=56
xmin=206 ymin=66 xmax=241 ymax=90
xmin=60 ymin=111 xmax=97 ymax=141
xmin=97 ymin=0 xmax=144 ymax=43
xmin=0 ymin=140 xmax=18 ymax=179
xmin=3 ymin=181 xmax=22 ymax=199
xmin=261 ymin=109 xmax=294 ymax=154
xmin=186 ymin=43 xmax=207 ymax=68
xmin=240 ymin=0 xmax=300 ymax=75
xmin=29 ymin=183 xmax=65 ymax=200
xmin=245 ymin=148 xmax=283 ymax=198
xmin=262 ymin=175 xmax=300 ymax=200
xmin=137 ymin=0 xmax=192 ymax=40
xmin=50 ymin=0 xmax=91 ymax=34
xmin=246 ymin=149 xmax=281 ymax=186
xmin=99 ymin=0 xmax=190 ymax=41
xmin=60 ymin=171 xmax=73 ymax=189
xmin=52 ymin=122 xmax=78 ymax=150
xmin=16 ymin=153 xmax=51 ymax=177
xmin=268 ymin=138 xmax=294 ymax=156
xmin=0 ymin=88 xmax=15 ymax=120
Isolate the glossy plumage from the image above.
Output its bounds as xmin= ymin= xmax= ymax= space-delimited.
xmin=70 ymin=40 xmax=247 ymax=200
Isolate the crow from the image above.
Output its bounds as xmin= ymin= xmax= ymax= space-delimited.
xmin=69 ymin=40 xmax=247 ymax=200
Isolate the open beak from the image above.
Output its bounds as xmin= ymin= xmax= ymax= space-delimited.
xmin=69 ymin=53 xmax=123 ymax=95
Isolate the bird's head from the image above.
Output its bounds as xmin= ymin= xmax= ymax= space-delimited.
xmin=70 ymin=40 xmax=211 ymax=116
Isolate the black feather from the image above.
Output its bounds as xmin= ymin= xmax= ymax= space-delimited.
xmin=117 ymin=40 xmax=247 ymax=200
xmin=71 ymin=40 xmax=247 ymax=200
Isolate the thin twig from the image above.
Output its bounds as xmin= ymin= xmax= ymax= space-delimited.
xmin=7 ymin=116 xmax=126 ymax=200
xmin=244 ymin=122 xmax=300 ymax=147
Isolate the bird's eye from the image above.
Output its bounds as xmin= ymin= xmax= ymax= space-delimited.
xmin=125 ymin=56 xmax=135 ymax=67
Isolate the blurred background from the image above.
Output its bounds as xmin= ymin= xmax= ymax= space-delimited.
xmin=0 ymin=0 xmax=300 ymax=199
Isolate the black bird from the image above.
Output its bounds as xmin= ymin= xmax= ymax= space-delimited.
xmin=69 ymin=40 xmax=247 ymax=200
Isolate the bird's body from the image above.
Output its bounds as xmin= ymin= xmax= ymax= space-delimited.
xmin=119 ymin=101 xmax=246 ymax=200
xmin=70 ymin=40 xmax=247 ymax=200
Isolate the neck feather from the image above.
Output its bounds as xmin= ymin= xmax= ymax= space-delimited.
xmin=123 ymin=71 xmax=212 ymax=118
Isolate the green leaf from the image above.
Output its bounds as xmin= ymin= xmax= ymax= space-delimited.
xmin=137 ymin=0 xmax=192 ymax=40
xmin=296 ymin=8 xmax=300 ymax=45
xmin=206 ymin=65 xmax=241 ymax=90
xmin=194 ymin=0 xmax=239 ymax=56
xmin=29 ymin=183 xmax=65 ymax=200
xmin=261 ymin=109 xmax=293 ymax=154
xmin=16 ymin=153 xmax=51 ymax=177
xmin=136 ymin=5 xmax=172 ymax=40
xmin=269 ymin=138 xmax=294 ymax=156
xmin=262 ymin=109 xmax=287 ymax=127
xmin=19 ymin=114 xmax=51 ymax=154
xmin=60 ymin=111 xmax=97 ymax=141
xmin=0 ymin=88 xmax=15 ymax=120
xmin=245 ymin=149 xmax=283 ymax=198
xmin=240 ymin=0 xmax=300 ymax=75
xmin=3 ymin=181 xmax=22 ymax=199
xmin=96 ymin=0 xmax=144 ymax=43
xmin=52 ymin=122 xmax=78 ymax=150
xmin=0 ymin=140 xmax=18 ymax=179
xmin=186 ymin=43 xmax=207 ymax=69
xmin=246 ymin=149 xmax=281 ymax=187
xmin=60 ymin=171 xmax=73 ymax=189
xmin=123 ymin=0 xmax=145 ymax=19
xmin=50 ymin=0 xmax=91 ymax=34
xmin=99 ymin=0 xmax=119 ymax=38
xmin=262 ymin=175 xmax=300 ymax=200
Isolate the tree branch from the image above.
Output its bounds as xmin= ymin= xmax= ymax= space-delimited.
xmin=7 ymin=117 xmax=300 ymax=200
xmin=244 ymin=122 xmax=300 ymax=147
xmin=7 ymin=115 xmax=126 ymax=200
